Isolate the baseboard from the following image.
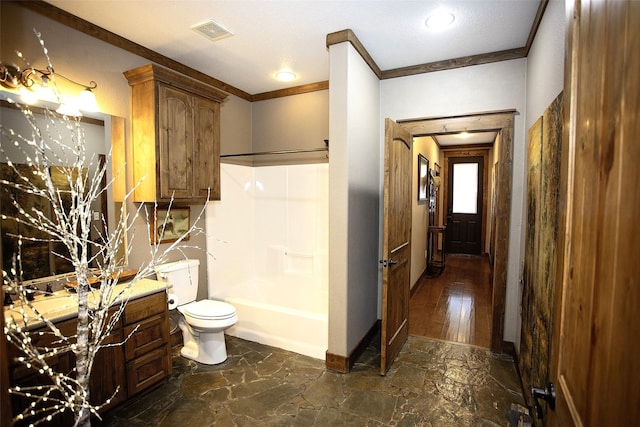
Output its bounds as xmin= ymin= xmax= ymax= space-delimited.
xmin=325 ymin=319 xmax=380 ymax=373
xmin=325 ymin=351 xmax=350 ymax=373
xmin=410 ymin=270 xmax=427 ymax=297
xmin=170 ymin=329 xmax=183 ymax=348
xmin=503 ymin=340 xmax=530 ymax=408
xmin=502 ymin=340 xmax=517 ymax=359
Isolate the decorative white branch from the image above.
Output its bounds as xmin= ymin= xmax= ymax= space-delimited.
xmin=1 ymin=32 xmax=209 ymax=427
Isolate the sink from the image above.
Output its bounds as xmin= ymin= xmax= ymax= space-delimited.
xmin=30 ymin=295 xmax=78 ymax=313
xmin=4 ymin=293 xmax=78 ymax=325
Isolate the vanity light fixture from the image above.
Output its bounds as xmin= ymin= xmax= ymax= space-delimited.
xmin=275 ymin=70 xmax=297 ymax=82
xmin=425 ymin=9 xmax=455 ymax=29
xmin=0 ymin=63 xmax=98 ymax=115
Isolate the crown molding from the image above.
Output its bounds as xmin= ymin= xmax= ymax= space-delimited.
xmin=22 ymin=0 xmax=548 ymax=101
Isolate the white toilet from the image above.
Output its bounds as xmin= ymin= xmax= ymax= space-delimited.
xmin=155 ymin=259 xmax=237 ymax=365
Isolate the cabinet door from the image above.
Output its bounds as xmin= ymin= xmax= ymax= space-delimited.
xmin=192 ymin=95 xmax=221 ymax=200
xmin=158 ymin=85 xmax=193 ymax=200
xmin=9 ymin=319 xmax=76 ymax=427
xmin=126 ymin=346 xmax=171 ymax=396
xmin=11 ymin=351 xmax=74 ymax=427
xmin=89 ymin=329 xmax=126 ymax=412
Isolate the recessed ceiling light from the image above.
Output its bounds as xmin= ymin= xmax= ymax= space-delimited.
xmin=425 ymin=10 xmax=455 ymax=29
xmin=275 ymin=70 xmax=296 ymax=82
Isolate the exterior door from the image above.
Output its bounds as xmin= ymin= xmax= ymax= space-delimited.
xmin=446 ymin=157 xmax=483 ymax=254
xmin=549 ymin=1 xmax=640 ymax=425
xmin=380 ymin=118 xmax=412 ymax=375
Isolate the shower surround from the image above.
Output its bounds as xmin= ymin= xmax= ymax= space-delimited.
xmin=205 ymin=162 xmax=328 ymax=359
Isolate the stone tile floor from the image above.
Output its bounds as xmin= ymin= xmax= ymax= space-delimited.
xmin=96 ymin=335 xmax=526 ymax=426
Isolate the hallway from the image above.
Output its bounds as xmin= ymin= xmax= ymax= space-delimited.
xmin=409 ymin=255 xmax=493 ymax=348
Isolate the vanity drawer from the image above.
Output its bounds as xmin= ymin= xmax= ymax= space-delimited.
xmin=124 ymin=313 xmax=169 ymax=361
xmin=123 ymin=291 xmax=167 ymax=325
xmin=126 ymin=346 xmax=171 ymax=395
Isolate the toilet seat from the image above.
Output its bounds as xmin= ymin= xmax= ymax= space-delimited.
xmin=183 ymin=300 xmax=237 ymax=321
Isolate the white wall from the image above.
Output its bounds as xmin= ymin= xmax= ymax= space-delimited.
xmin=328 ymin=42 xmax=381 ymax=356
xmin=252 ymin=91 xmax=329 ymax=153
xmin=381 ymin=59 xmax=527 ymax=343
xmin=526 ymin=0 xmax=566 ymax=130
xmin=410 ymin=136 xmax=440 ymax=289
xmin=517 ymin=0 xmax=565 ymax=352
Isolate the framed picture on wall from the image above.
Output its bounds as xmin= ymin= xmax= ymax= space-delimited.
xmin=418 ymin=154 xmax=429 ymax=202
xmin=150 ymin=206 xmax=191 ymax=244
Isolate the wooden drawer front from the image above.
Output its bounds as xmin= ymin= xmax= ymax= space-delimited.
xmin=126 ymin=346 xmax=170 ymax=396
xmin=123 ymin=291 xmax=166 ymax=325
xmin=124 ymin=313 xmax=169 ymax=361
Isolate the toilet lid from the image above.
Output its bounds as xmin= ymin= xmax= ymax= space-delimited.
xmin=183 ymin=300 xmax=236 ymax=320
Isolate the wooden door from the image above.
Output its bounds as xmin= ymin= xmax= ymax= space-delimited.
xmin=446 ymin=156 xmax=483 ymax=254
xmin=159 ymin=85 xmax=193 ymax=200
xmin=380 ymin=118 xmax=412 ymax=375
xmin=549 ymin=1 xmax=640 ymax=425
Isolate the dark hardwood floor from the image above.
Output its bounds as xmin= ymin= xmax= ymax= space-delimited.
xmin=409 ymin=254 xmax=492 ymax=348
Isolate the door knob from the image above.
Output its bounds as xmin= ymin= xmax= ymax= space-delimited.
xmin=531 ymin=382 xmax=555 ymax=417
xmin=379 ymin=259 xmax=399 ymax=268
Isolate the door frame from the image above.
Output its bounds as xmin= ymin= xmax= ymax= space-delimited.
xmin=443 ymin=150 xmax=490 ymax=255
xmin=399 ymin=109 xmax=515 ymax=353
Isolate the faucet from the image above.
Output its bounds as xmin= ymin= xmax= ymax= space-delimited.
xmin=25 ymin=284 xmax=36 ymax=301
xmin=3 ymin=290 xmax=12 ymax=306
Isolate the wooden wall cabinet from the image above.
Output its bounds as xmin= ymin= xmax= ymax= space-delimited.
xmin=7 ymin=291 xmax=171 ymax=425
xmin=124 ymin=64 xmax=228 ymax=203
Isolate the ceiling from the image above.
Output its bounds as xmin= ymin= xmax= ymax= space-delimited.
xmin=46 ymin=0 xmax=542 ymax=96
xmin=434 ymin=131 xmax=498 ymax=147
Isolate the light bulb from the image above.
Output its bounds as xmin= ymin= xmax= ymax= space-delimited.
xmin=426 ymin=10 xmax=455 ymax=29
xmin=79 ymin=88 xmax=98 ymax=112
xmin=56 ymin=99 xmax=82 ymax=117
xmin=275 ymin=70 xmax=296 ymax=82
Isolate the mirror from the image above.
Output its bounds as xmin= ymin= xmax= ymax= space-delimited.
xmin=0 ymin=91 xmax=125 ymax=282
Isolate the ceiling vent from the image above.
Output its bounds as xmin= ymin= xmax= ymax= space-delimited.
xmin=191 ymin=20 xmax=233 ymax=42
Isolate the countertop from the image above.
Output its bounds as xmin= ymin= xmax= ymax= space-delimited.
xmin=3 ymin=278 xmax=171 ymax=330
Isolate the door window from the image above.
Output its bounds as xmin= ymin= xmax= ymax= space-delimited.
xmin=452 ymin=163 xmax=478 ymax=214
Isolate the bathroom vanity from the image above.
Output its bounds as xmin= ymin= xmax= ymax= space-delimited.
xmin=4 ymin=279 xmax=171 ymax=426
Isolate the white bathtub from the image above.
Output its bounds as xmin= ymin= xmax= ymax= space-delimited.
xmin=223 ymin=279 xmax=328 ymax=360
xmin=206 ymin=163 xmax=329 ymax=360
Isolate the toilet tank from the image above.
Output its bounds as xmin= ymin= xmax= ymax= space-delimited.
xmin=155 ymin=259 xmax=200 ymax=306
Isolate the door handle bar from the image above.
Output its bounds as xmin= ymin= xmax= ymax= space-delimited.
xmin=390 ymin=242 xmax=409 ymax=254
